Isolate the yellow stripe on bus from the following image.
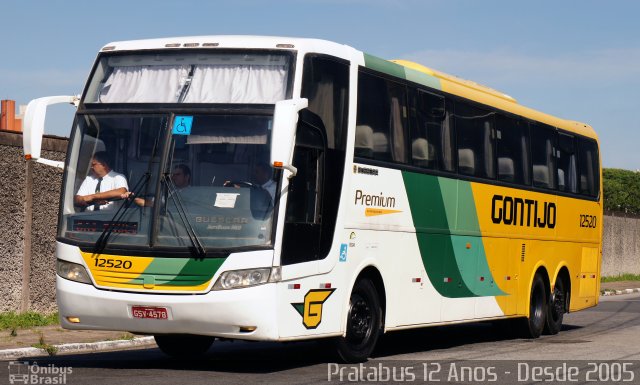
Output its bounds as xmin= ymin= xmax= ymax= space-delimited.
xmin=365 ymin=208 xmax=403 ymax=217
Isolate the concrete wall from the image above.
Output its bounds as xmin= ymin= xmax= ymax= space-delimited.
xmin=602 ymin=213 xmax=640 ymax=276
xmin=0 ymin=130 xmax=66 ymax=313
xmin=0 ymin=141 xmax=26 ymax=313
xmin=0 ymin=128 xmax=638 ymax=313
xmin=29 ymin=149 xmax=66 ymax=313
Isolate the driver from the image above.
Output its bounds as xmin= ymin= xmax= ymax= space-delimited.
xmin=74 ymin=151 xmax=128 ymax=211
xmin=224 ymin=162 xmax=276 ymax=200
xmin=253 ymin=162 xmax=276 ymax=201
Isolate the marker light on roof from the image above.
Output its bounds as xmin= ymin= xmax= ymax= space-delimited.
xmin=102 ymin=46 xmax=116 ymax=51
xmin=165 ymin=43 xmax=181 ymax=48
xmin=183 ymin=43 xmax=200 ymax=47
xmin=202 ymin=43 xmax=219 ymax=47
xmin=276 ymin=44 xmax=295 ymax=48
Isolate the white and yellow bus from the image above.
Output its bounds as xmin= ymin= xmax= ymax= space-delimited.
xmin=23 ymin=36 xmax=602 ymax=362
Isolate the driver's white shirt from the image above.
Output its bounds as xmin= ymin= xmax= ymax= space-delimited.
xmin=76 ymin=170 xmax=128 ymax=211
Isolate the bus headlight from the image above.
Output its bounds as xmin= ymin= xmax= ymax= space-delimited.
xmin=213 ymin=267 xmax=280 ymax=290
xmin=57 ymin=260 xmax=92 ymax=284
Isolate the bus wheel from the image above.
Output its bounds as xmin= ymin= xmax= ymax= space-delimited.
xmin=522 ymin=273 xmax=547 ymax=338
xmin=335 ymin=279 xmax=382 ymax=363
xmin=544 ymin=278 xmax=566 ymax=335
xmin=154 ymin=334 xmax=214 ymax=358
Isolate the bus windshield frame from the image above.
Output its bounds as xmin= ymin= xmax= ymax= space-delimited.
xmin=58 ymin=104 xmax=286 ymax=257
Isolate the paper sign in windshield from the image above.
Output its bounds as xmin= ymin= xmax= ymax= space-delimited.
xmin=214 ymin=193 xmax=240 ymax=208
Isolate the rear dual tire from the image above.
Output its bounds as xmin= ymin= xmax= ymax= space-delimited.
xmin=522 ymin=273 xmax=547 ymax=338
xmin=521 ymin=273 xmax=568 ymax=338
xmin=544 ymin=277 xmax=566 ymax=335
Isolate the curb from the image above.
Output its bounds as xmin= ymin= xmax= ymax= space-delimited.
xmin=601 ymin=288 xmax=640 ymax=296
xmin=0 ymin=336 xmax=155 ymax=361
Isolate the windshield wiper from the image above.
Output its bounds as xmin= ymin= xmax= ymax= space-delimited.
xmin=163 ymin=173 xmax=206 ymax=258
xmin=94 ymin=172 xmax=150 ymax=253
xmin=94 ymin=118 xmax=166 ymax=253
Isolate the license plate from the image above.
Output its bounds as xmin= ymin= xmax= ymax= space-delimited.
xmin=131 ymin=306 xmax=168 ymax=320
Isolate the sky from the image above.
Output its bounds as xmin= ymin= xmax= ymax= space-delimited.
xmin=1 ymin=0 xmax=639 ymax=169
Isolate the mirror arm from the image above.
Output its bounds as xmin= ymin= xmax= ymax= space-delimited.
xmin=36 ymin=158 xmax=65 ymax=170
xmin=282 ymin=164 xmax=298 ymax=178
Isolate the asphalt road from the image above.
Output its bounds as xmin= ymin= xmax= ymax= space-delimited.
xmin=2 ymin=293 xmax=640 ymax=385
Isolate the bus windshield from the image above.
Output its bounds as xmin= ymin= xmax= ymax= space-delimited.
xmin=59 ymin=112 xmax=278 ymax=253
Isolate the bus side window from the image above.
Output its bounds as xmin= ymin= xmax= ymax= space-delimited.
xmin=356 ymin=70 xmax=408 ymax=164
xmin=557 ymin=133 xmax=577 ymax=193
xmin=281 ymin=120 xmax=325 ymax=265
xmin=531 ymin=123 xmax=557 ymax=190
xmin=410 ymin=90 xmax=448 ymax=171
xmin=578 ymin=138 xmax=599 ymax=197
xmin=496 ymin=115 xmax=530 ymax=185
xmin=454 ymin=101 xmax=495 ymax=179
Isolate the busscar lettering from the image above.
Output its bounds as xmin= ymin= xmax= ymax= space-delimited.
xmin=195 ymin=216 xmax=248 ymax=224
xmin=354 ymin=190 xmax=396 ymax=208
xmin=491 ymin=194 xmax=556 ymax=229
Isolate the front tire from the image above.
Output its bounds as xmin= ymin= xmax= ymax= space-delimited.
xmin=334 ymin=279 xmax=382 ymax=363
xmin=522 ymin=273 xmax=547 ymax=338
xmin=154 ymin=334 xmax=214 ymax=358
xmin=544 ymin=277 xmax=566 ymax=335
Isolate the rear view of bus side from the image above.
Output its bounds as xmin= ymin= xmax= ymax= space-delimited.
xmin=23 ymin=36 xmax=602 ymax=363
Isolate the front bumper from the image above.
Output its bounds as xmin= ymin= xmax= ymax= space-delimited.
xmin=57 ymin=276 xmax=279 ymax=341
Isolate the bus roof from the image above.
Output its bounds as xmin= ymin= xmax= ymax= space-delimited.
xmin=98 ymin=35 xmax=596 ymax=141
xmin=100 ymin=35 xmax=357 ymax=58
xmin=386 ymin=58 xmax=597 ymax=140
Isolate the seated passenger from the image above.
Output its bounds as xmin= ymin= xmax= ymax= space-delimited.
xmin=74 ymin=151 xmax=128 ymax=211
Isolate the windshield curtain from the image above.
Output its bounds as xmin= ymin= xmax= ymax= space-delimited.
xmin=84 ymin=52 xmax=291 ymax=104
xmin=60 ymin=113 xmax=278 ymax=253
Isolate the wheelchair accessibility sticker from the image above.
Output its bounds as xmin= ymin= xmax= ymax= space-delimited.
xmin=172 ymin=116 xmax=193 ymax=135
xmin=339 ymin=243 xmax=348 ymax=262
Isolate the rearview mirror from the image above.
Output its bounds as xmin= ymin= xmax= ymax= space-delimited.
xmin=270 ymin=98 xmax=308 ymax=177
xmin=23 ymin=95 xmax=78 ymax=169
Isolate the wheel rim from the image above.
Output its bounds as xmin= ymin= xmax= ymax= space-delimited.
xmin=347 ymin=293 xmax=373 ymax=345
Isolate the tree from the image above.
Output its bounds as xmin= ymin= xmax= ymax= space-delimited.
xmin=603 ymin=168 xmax=640 ymax=214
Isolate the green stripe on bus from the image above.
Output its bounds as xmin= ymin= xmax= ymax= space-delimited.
xmin=402 ymin=172 xmax=475 ymax=297
xmin=402 ymin=171 xmax=504 ymax=297
xmin=127 ymin=257 xmax=224 ymax=287
xmin=165 ymin=257 xmax=225 ymax=286
xmin=364 ymin=53 xmax=407 ymax=79
xmin=417 ymin=233 xmax=475 ymax=297
xmin=403 ymin=67 xmax=442 ymax=91
xmin=363 ymin=53 xmax=442 ymax=91
xmin=451 ymin=181 xmax=504 ymax=296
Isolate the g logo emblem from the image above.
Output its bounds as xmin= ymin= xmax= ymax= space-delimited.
xmin=292 ymin=289 xmax=336 ymax=329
